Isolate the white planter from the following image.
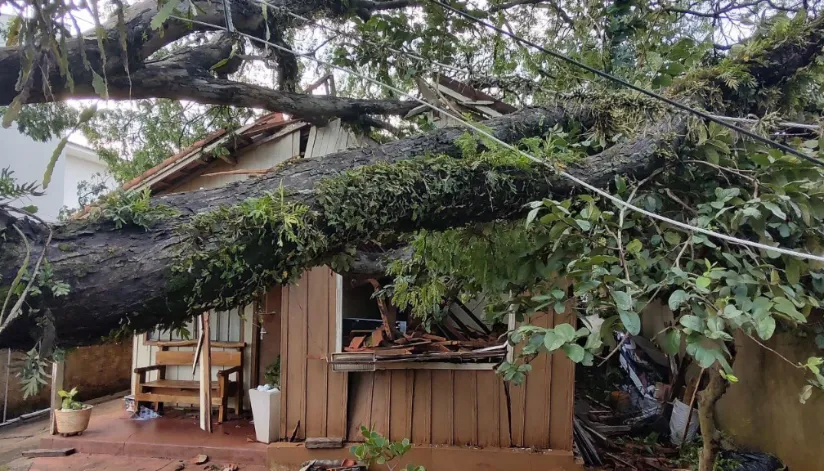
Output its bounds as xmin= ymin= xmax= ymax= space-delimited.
xmin=248 ymin=388 xmax=281 ymax=444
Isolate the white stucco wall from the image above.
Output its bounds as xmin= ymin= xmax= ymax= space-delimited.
xmin=0 ymin=126 xmax=68 ymax=222
xmin=0 ymin=127 xmax=110 ymax=222
xmin=62 ymin=144 xmax=113 ymax=210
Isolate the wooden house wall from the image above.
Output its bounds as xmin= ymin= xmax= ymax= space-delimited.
xmin=279 ymin=266 xmax=348 ymax=440
xmin=344 ymin=310 xmax=574 ymax=450
xmin=170 ymin=130 xmax=301 ymax=192
xmin=281 ymin=272 xmax=576 ymax=451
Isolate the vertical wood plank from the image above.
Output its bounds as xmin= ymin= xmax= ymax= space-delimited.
xmin=199 ymin=313 xmax=213 ymax=433
xmin=280 ymin=285 xmax=290 ymax=439
xmin=430 ymin=370 xmax=453 ymax=445
xmin=476 ymin=371 xmax=500 ymax=447
xmin=411 ymin=370 xmax=432 ymax=445
xmin=305 ymin=126 xmax=317 ymax=158
xmin=49 ymin=361 xmax=65 ymax=435
xmin=286 ymin=274 xmax=309 ymax=439
xmin=305 ymin=268 xmax=329 ymax=438
xmin=370 ymin=371 xmax=391 ymax=437
xmin=523 ymin=310 xmax=553 ymax=449
xmin=388 ymin=371 xmax=410 ymax=442
xmin=347 ymin=373 xmax=374 ymax=440
xmin=326 ymin=269 xmax=348 ymax=438
xmin=452 ymin=371 xmax=477 ymax=446
xmin=549 ymin=298 xmax=575 ymax=451
xmin=508 ymin=381 xmax=526 ymax=447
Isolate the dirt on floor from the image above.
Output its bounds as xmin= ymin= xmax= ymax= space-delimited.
xmin=0 ymin=398 xmax=268 ymax=471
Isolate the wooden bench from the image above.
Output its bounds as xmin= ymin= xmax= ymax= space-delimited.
xmin=133 ymin=349 xmax=243 ymax=423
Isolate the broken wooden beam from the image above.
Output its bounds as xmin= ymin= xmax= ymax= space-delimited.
xmin=22 ymin=448 xmax=75 ymax=458
xmin=305 ymin=437 xmax=345 ymax=449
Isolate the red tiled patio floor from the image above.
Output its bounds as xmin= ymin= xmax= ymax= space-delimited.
xmin=39 ymin=402 xmax=267 ymax=466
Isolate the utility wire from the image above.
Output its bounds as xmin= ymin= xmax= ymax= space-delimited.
xmin=170 ymin=14 xmax=824 ymax=263
xmin=269 ymin=4 xmax=465 ymax=74
xmin=428 ymin=0 xmax=824 ymax=167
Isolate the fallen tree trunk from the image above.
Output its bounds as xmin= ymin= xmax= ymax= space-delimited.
xmin=0 ymin=103 xmax=681 ymax=349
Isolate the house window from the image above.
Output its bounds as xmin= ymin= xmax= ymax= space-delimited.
xmin=145 ymin=308 xmax=244 ymax=344
xmin=333 ymin=275 xmax=507 ymax=371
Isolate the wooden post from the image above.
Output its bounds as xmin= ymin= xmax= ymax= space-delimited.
xmin=49 ymin=361 xmax=65 ymax=435
xmin=199 ymin=313 xmax=213 ymax=433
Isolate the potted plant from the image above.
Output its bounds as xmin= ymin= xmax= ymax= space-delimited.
xmin=249 ymin=356 xmax=280 ymax=443
xmin=54 ymin=387 xmax=93 ymax=436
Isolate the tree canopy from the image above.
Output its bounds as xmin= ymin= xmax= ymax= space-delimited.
xmin=1 ymin=2 xmax=824 ymax=468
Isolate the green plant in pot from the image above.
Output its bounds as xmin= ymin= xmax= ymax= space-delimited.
xmin=54 ymin=387 xmax=93 ymax=436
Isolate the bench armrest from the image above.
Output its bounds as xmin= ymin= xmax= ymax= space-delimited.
xmin=134 ymin=365 xmax=164 ymax=374
xmin=217 ymin=366 xmax=242 ymax=378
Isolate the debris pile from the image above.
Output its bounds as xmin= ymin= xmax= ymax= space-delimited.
xmin=335 ymin=282 xmax=506 ymax=367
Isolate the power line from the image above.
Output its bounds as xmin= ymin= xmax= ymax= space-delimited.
xmin=169 ymin=14 xmax=824 ymax=263
xmin=428 ymin=0 xmax=824 ymax=167
xmin=267 ymin=3 xmax=465 ymax=74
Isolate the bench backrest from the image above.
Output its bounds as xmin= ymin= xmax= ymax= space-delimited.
xmin=155 ymin=349 xmax=242 ymax=367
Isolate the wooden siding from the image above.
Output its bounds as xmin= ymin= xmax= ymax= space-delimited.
xmin=170 ymin=130 xmax=300 ymax=192
xmin=280 ymin=266 xmax=348 ymax=440
xmin=343 ymin=305 xmax=575 ymax=451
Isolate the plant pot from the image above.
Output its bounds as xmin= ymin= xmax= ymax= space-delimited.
xmin=248 ymin=388 xmax=280 ymax=443
xmin=54 ymin=405 xmax=93 ymax=436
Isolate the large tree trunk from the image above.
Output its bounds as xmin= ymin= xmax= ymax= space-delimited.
xmin=0 ymin=104 xmax=682 ymax=349
xmin=0 ymin=0 xmax=417 ymax=121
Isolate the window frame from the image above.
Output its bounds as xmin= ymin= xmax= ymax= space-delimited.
xmin=332 ymin=274 xmax=511 ymax=372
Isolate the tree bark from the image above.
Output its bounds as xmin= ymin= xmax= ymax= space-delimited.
xmin=0 ymin=104 xmax=683 ymax=349
xmin=0 ymin=0 xmax=417 ymax=121
xmin=697 ymin=365 xmax=729 ymax=471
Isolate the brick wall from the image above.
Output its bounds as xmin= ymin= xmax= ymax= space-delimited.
xmin=0 ymin=341 xmax=131 ymax=420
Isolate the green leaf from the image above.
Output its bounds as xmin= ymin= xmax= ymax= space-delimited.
xmin=696 ymin=276 xmax=711 ymax=289
xmin=680 ymin=315 xmax=704 ymax=332
xmin=151 ymin=0 xmax=182 ymax=30
xmin=611 ymin=290 xmax=633 ymax=311
xmin=668 ymin=290 xmax=688 ymax=311
xmin=575 ymin=219 xmax=591 ymax=231
xmin=661 ymin=329 xmax=681 ymax=356
xmin=42 ymin=136 xmax=69 ymax=190
xmin=762 ymin=201 xmax=787 ymax=220
xmin=554 ymin=324 xmax=576 ymax=343
xmin=800 ymin=384 xmax=813 ymax=404
xmin=91 ymin=70 xmax=108 ymax=99
xmin=619 ymin=310 xmax=641 ymax=336
xmin=2 ymin=94 xmax=24 ymax=128
xmin=543 ymin=331 xmax=564 ymax=352
xmin=773 ymin=296 xmax=806 ymax=322
xmin=562 ymin=343 xmax=585 ymax=363
xmin=664 ymin=231 xmax=682 ymax=245
xmin=525 ymin=207 xmax=540 ymax=227
xmin=626 ymin=239 xmax=642 ymax=254
xmin=756 ymin=316 xmax=776 ymax=340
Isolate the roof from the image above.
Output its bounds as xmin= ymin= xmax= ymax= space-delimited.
xmin=121 ymin=112 xmax=312 ymax=194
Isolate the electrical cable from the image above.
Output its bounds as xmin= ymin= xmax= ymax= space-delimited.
xmin=169 ymin=14 xmax=824 ymax=263
xmin=428 ymin=0 xmax=824 ymax=167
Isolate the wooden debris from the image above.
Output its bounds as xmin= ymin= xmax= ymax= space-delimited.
xmin=192 ymin=454 xmax=209 ymax=465
xmin=22 ymin=448 xmax=75 ymax=458
xmin=572 ymin=418 xmax=602 ymax=467
xmin=305 ymin=437 xmax=344 ymax=449
xmin=221 ymin=464 xmax=239 ymax=471
xmin=289 ymin=420 xmax=301 ymax=442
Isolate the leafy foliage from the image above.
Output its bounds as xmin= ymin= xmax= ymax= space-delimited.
xmin=350 ymin=427 xmax=424 ymax=471
xmin=16 ymin=347 xmax=49 ymax=400
xmin=388 ymin=119 xmax=824 ymax=396
xmin=87 ymin=189 xmax=178 ymax=230
xmin=58 ymin=386 xmax=85 ymax=410
xmin=173 ymin=188 xmax=326 ymax=312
